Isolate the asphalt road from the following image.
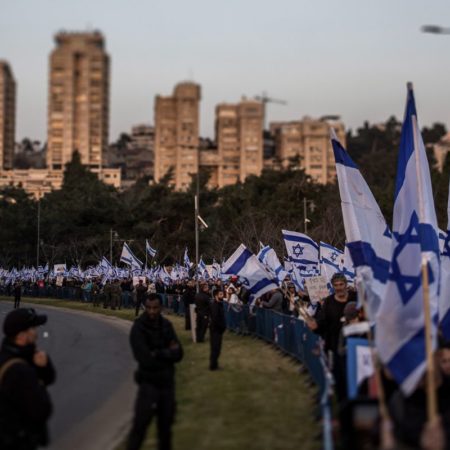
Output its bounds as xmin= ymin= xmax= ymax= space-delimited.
xmin=0 ymin=302 xmax=136 ymax=450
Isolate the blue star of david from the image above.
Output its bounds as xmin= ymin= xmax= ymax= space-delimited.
xmin=241 ymin=277 xmax=250 ymax=287
xmin=390 ymin=212 xmax=423 ymax=305
xmin=330 ymin=252 xmax=338 ymax=262
xmin=383 ymin=224 xmax=393 ymax=239
xmin=292 ymin=244 xmax=304 ymax=258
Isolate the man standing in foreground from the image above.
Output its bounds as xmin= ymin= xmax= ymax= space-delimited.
xmin=0 ymin=308 xmax=56 ymax=449
xmin=127 ymin=293 xmax=183 ymax=450
xmin=209 ymin=289 xmax=226 ymax=371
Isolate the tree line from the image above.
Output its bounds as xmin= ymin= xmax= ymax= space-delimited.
xmin=0 ymin=117 xmax=448 ymax=268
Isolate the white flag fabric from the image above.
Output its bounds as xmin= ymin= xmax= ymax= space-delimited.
xmin=145 ymin=240 xmax=157 ymax=258
xmin=257 ymin=245 xmax=288 ymax=284
xmin=440 ymin=179 xmax=450 ymax=339
xmin=120 ymin=243 xmax=143 ymax=271
xmin=331 ymin=131 xmax=391 ymax=320
xmin=376 ymin=84 xmax=441 ymax=395
xmin=222 ymin=244 xmax=278 ymax=302
xmin=282 ymin=229 xmax=319 ymax=271
xmin=319 ymin=241 xmax=343 ymax=283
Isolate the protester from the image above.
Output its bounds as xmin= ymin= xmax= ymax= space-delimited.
xmin=134 ymin=279 xmax=148 ymax=318
xmin=259 ymin=288 xmax=283 ymax=313
xmin=195 ymin=282 xmax=210 ymax=342
xmin=127 ymin=293 xmax=183 ymax=450
xmin=209 ymin=289 xmax=226 ymax=371
xmin=181 ymin=280 xmax=196 ymax=330
xmin=13 ymin=281 xmax=21 ymax=309
xmin=0 ymin=308 xmax=56 ymax=449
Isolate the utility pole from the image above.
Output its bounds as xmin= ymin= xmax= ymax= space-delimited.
xmin=303 ymin=197 xmax=308 ymax=234
xmin=36 ymin=193 xmax=41 ymax=268
xmin=110 ymin=228 xmax=114 ymax=264
xmin=195 ymin=168 xmax=200 ymax=293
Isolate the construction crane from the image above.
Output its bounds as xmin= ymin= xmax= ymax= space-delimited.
xmin=253 ymin=92 xmax=287 ymax=129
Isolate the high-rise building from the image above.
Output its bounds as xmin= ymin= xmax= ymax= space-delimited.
xmin=270 ymin=116 xmax=346 ymax=184
xmin=47 ymin=31 xmax=109 ymax=170
xmin=215 ymin=98 xmax=264 ymax=186
xmin=0 ymin=61 xmax=16 ymax=170
xmin=154 ymin=82 xmax=201 ymax=190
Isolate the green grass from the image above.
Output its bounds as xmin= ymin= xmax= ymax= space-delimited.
xmin=1 ymin=297 xmax=320 ymax=450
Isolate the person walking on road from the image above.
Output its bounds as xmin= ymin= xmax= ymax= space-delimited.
xmin=0 ymin=308 xmax=56 ymax=450
xmin=209 ymin=289 xmax=226 ymax=371
xmin=127 ymin=293 xmax=183 ymax=450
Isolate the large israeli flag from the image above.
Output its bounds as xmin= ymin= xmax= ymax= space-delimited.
xmin=376 ymin=84 xmax=441 ymax=395
xmin=222 ymin=244 xmax=278 ymax=302
xmin=282 ymin=230 xmax=319 ymax=271
xmin=331 ymin=132 xmax=391 ymax=319
xmin=440 ymin=179 xmax=450 ymax=339
xmin=145 ymin=240 xmax=157 ymax=258
xmin=120 ymin=242 xmax=143 ymax=270
xmin=257 ymin=245 xmax=288 ymax=284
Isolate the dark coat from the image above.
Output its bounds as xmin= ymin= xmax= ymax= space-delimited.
xmin=0 ymin=339 xmax=56 ymax=449
xmin=210 ymin=301 xmax=226 ymax=334
xmin=130 ymin=314 xmax=183 ymax=388
xmin=195 ymin=292 xmax=211 ymax=317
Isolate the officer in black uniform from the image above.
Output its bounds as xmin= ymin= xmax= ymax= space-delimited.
xmin=209 ymin=288 xmax=226 ymax=370
xmin=0 ymin=308 xmax=56 ymax=449
xmin=195 ymin=282 xmax=210 ymax=342
xmin=127 ymin=293 xmax=183 ymax=450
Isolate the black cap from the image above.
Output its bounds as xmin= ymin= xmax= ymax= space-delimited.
xmin=3 ymin=308 xmax=47 ymax=338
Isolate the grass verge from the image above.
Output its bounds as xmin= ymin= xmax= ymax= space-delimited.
xmin=1 ymin=297 xmax=320 ymax=450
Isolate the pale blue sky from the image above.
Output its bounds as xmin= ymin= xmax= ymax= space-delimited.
xmin=1 ymin=0 xmax=450 ymax=142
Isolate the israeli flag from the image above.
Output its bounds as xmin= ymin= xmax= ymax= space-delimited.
xmin=331 ymin=132 xmax=391 ymax=319
xmin=222 ymin=244 xmax=278 ymax=302
xmin=319 ymin=241 xmax=344 ymax=283
xmin=120 ymin=242 xmax=143 ymax=270
xmin=341 ymin=245 xmax=356 ymax=283
xmin=376 ymin=84 xmax=441 ymax=395
xmin=439 ymin=229 xmax=447 ymax=254
xmin=183 ymin=247 xmax=191 ymax=268
xmin=145 ymin=240 xmax=157 ymax=258
xmin=282 ymin=229 xmax=319 ymax=271
xmin=257 ymin=245 xmax=289 ymax=284
xmin=439 ymin=180 xmax=450 ymax=340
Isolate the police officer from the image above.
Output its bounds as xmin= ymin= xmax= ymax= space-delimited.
xmin=0 ymin=308 xmax=56 ymax=449
xmin=127 ymin=293 xmax=183 ymax=450
xmin=209 ymin=288 xmax=226 ymax=371
xmin=134 ymin=279 xmax=148 ymax=318
xmin=195 ymin=282 xmax=210 ymax=342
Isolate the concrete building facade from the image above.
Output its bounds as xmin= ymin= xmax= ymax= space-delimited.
xmin=154 ymin=82 xmax=201 ymax=190
xmin=214 ymin=99 xmax=264 ymax=186
xmin=269 ymin=116 xmax=346 ymax=184
xmin=47 ymin=31 xmax=109 ymax=170
xmin=0 ymin=61 xmax=16 ymax=170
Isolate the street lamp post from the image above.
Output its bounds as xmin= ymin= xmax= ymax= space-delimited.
xmin=36 ymin=194 xmax=41 ymax=268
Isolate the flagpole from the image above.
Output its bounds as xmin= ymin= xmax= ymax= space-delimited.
xmin=358 ymin=283 xmax=395 ymax=449
xmin=411 ymin=84 xmax=437 ymax=421
xmin=195 ymin=166 xmax=200 ymax=293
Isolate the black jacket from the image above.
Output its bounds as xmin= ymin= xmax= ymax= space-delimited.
xmin=130 ymin=314 xmax=183 ymax=387
xmin=314 ymin=291 xmax=357 ymax=353
xmin=210 ymin=301 xmax=226 ymax=334
xmin=0 ymin=338 xmax=56 ymax=449
xmin=195 ymin=292 xmax=211 ymax=317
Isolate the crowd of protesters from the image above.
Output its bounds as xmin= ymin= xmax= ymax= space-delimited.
xmin=1 ymin=270 xmax=450 ymax=450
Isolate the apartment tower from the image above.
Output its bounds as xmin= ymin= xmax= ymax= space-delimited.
xmin=0 ymin=61 xmax=16 ymax=170
xmin=154 ymin=82 xmax=201 ymax=190
xmin=215 ymin=99 xmax=264 ymax=186
xmin=47 ymin=31 xmax=109 ymax=170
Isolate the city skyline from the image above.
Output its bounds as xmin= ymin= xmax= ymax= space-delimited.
xmin=2 ymin=0 xmax=450 ymax=143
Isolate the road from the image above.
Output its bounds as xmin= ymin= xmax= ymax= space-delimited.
xmin=0 ymin=302 xmax=136 ymax=450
